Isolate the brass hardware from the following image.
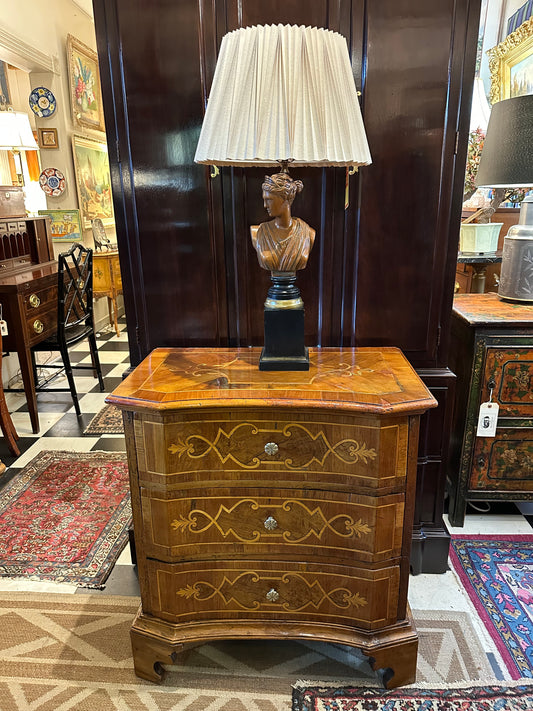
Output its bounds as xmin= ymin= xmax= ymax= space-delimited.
xmin=264 ymin=296 xmax=304 ymax=309
xmin=210 ymin=165 xmax=220 ymax=178
xmin=29 ymin=294 xmax=41 ymax=308
xmin=266 ymin=588 xmax=280 ymax=602
xmin=33 ymin=319 xmax=44 ymax=334
xmin=263 ymin=516 xmax=278 ymax=531
xmin=264 ymin=442 xmax=279 ymax=456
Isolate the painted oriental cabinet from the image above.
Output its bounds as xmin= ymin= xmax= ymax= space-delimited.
xmin=448 ymin=294 xmax=533 ymax=526
xmin=107 ymin=347 xmax=437 ymax=688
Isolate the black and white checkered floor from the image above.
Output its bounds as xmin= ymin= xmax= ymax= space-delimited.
xmin=1 ymin=316 xmax=129 ymax=473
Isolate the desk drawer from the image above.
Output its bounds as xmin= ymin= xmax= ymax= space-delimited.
xmin=25 ymin=307 xmax=56 ymax=345
xmin=137 ymin=414 xmax=407 ymax=492
xmin=146 ymin=559 xmax=400 ymax=630
xmin=23 ymin=284 xmax=57 ymax=314
xmin=140 ymin=488 xmax=404 ymax=564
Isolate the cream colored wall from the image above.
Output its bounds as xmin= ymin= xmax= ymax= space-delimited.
xmin=0 ymin=0 xmax=116 ymax=254
xmin=0 ymin=1 xmax=123 ymax=389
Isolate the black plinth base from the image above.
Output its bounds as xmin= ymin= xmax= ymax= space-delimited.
xmin=259 ymin=307 xmax=309 ymax=371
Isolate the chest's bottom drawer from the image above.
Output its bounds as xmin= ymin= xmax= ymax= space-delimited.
xmin=469 ymin=430 xmax=533 ymax=492
xmin=145 ymin=559 xmax=400 ymax=631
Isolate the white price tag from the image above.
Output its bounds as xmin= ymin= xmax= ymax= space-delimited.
xmin=476 ymin=401 xmax=499 ymax=437
xmin=0 ymin=320 xmax=7 ymax=336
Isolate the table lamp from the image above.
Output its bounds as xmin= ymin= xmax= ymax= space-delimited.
xmin=195 ymin=24 xmax=371 ymax=370
xmin=0 ymin=110 xmax=38 ymax=186
xmin=475 ymin=94 xmax=533 ymax=302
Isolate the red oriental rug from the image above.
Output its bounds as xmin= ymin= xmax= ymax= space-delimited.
xmin=292 ymin=683 xmax=533 ymax=710
xmin=0 ymin=451 xmax=131 ymax=588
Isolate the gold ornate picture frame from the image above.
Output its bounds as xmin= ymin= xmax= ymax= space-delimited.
xmin=66 ymin=34 xmax=105 ymax=132
xmin=488 ymin=17 xmax=533 ymax=104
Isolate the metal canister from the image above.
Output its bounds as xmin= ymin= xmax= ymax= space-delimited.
xmin=498 ymin=196 xmax=533 ymax=302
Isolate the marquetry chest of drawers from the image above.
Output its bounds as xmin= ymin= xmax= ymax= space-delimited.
xmin=447 ymin=294 xmax=533 ymax=526
xmin=107 ymin=347 xmax=436 ymax=688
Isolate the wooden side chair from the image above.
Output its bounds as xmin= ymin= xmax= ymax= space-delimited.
xmin=0 ymin=331 xmax=20 ymax=457
xmin=31 ymin=243 xmax=104 ymax=416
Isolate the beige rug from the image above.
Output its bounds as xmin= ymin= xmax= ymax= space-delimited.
xmin=0 ymin=593 xmax=494 ymax=711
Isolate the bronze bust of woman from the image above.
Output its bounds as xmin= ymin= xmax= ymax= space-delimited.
xmin=250 ymin=172 xmax=315 ymax=272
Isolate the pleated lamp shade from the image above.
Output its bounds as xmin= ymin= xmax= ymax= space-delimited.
xmin=195 ymin=24 xmax=372 ymax=168
xmin=0 ymin=111 xmax=38 ymax=151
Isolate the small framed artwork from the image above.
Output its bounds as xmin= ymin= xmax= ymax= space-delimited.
xmin=0 ymin=61 xmax=10 ymax=107
xmin=37 ymin=127 xmax=59 ymax=149
xmin=488 ymin=17 xmax=533 ymax=103
xmin=38 ymin=209 xmax=82 ymax=242
xmin=66 ymin=34 xmax=105 ymax=133
xmin=72 ymin=134 xmax=114 ymax=229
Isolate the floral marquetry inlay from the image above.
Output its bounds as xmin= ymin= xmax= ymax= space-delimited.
xmin=169 ymin=499 xmax=372 ymax=544
xmin=167 ymin=422 xmax=377 ymax=470
xmin=176 ymin=572 xmax=368 ymax=612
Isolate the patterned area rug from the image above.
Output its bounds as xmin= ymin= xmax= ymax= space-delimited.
xmin=0 ymin=594 xmax=494 ymax=711
xmin=83 ymin=404 xmax=124 ymax=435
xmin=0 ymin=451 xmax=131 ymax=588
xmin=292 ymin=683 xmax=533 ymax=710
xmin=450 ymin=535 xmax=533 ymax=680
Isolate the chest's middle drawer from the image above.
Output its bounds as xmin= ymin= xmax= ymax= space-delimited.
xmin=140 ymin=488 xmax=404 ymax=564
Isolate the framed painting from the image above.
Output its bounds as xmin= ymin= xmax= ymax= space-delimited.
xmin=488 ymin=16 xmax=533 ymax=103
xmin=67 ymin=34 xmax=105 ymax=132
xmin=0 ymin=61 xmax=10 ymax=107
xmin=72 ymin=135 xmax=114 ymax=229
xmin=38 ymin=209 xmax=82 ymax=242
xmin=37 ymin=127 xmax=59 ymax=149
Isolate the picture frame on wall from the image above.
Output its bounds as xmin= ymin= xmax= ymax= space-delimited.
xmin=66 ymin=34 xmax=105 ymax=132
xmin=0 ymin=61 xmax=10 ymax=107
xmin=72 ymin=134 xmax=114 ymax=230
xmin=38 ymin=209 xmax=82 ymax=242
xmin=37 ymin=127 xmax=59 ymax=149
xmin=488 ymin=16 xmax=533 ymax=103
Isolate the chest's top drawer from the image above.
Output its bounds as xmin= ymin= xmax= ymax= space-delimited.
xmin=135 ymin=412 xmax=408 ymax=492
xmin=482 ymin=347 xmax=533 ymax=417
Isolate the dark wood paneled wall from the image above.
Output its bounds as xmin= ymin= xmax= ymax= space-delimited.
xmin=93 ymin=0 xmax=481 ymax=572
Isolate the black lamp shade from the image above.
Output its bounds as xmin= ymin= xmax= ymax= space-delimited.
xmin=475 ymin=94 xmax=533 ymax=188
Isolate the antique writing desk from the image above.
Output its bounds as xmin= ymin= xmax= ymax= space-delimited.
xmin=108 ymin=347 xmax=437 ymax=688
xmin=0 ymin=217 xmax=56 ymax=433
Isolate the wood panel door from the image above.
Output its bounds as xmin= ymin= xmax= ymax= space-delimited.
xmin=93 ymin=0 xmax=480 ymax=368
xmin=93 ymin=0 xmax=481 ymax=574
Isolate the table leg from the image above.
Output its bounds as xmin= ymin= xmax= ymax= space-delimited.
xmin=19 ymin=345 xmax=40 ymax=434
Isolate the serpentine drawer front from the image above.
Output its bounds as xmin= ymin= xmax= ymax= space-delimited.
xmin=140 ymin=488 xmax=405 ymax=564
xmin=107 ymin=347 xmax=436 ymax=688
xmin=135 ymin=414 xmax=408 ymax=492
xmin=146 ymin=559 xmax=401 ymax=630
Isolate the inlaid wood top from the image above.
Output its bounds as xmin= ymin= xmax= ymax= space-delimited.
xmin=107 ymin=347 xmax=437 ymax=414
xmin=453 ymin=293 xmax=533 ymax=326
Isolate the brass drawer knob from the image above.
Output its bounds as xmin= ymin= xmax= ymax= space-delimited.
xmin=266 ymin=588 xmax=280 ymax=602
xmin=263 ymin=516 xmax=278 ymax=531
xmin=29 ymin=294 xmax=41 ymax=308
xmin=33 ymin=319 xmax=44 ymax=334
xmin=264 ymin=442 xmax=279 ymax=456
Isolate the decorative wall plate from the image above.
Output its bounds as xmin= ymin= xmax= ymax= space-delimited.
xmin=39 ymin=168 xmax=66 ymax=196
xmin=29 ymin=87 xmax=57 ymax=118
